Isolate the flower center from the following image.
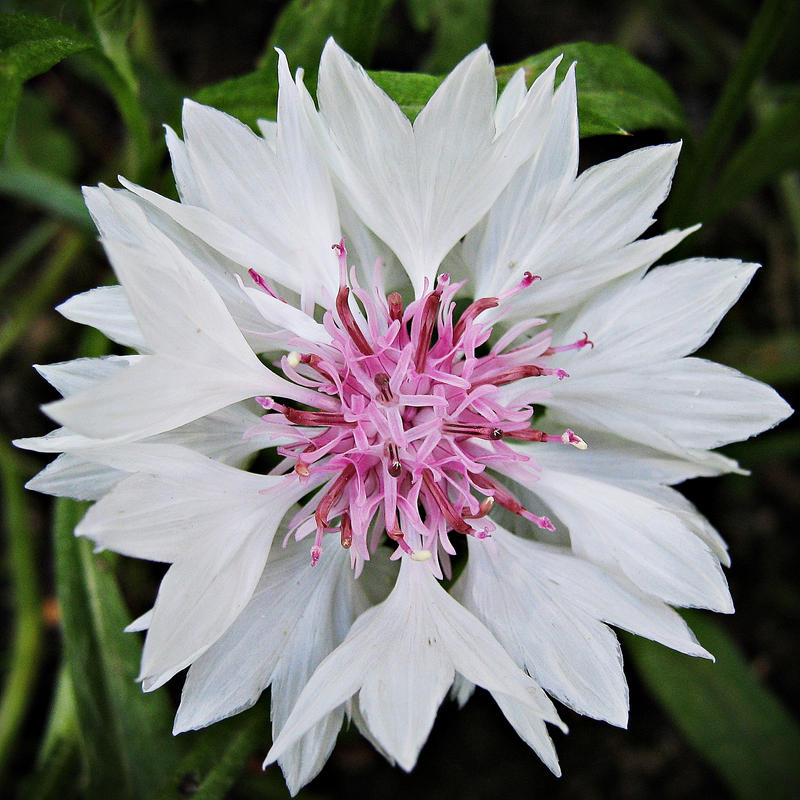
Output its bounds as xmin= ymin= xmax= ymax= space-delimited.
xmin=255 ymin=241 xmax=591 ymax=569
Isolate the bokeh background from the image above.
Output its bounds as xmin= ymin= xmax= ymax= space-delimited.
xmin=1 ymin=1 xmax=799 ymax=798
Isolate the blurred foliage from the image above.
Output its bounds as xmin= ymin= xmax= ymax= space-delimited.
xmin=1 ymin=0 xmax=799 ymax=799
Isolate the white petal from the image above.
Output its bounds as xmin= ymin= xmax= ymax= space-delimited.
xmin=546 ymin=358 xmax=792 ymax=454
xmin=44 ymin=233 xmax=298 ymax=440
xmin=174 ymin=539 xmax=363 ymax=784
xmin=25 ymin=453 xmax=123 ymax=500
xmin=57 ymin=286 xmax=146 ymax=352
xmin=493 ymin=68 xmax=527 ymax=133
xmin=35 ymin=355 xmax=141 ymax=397
xmin=553 ymin=258 xmax=761 ymax=365
xmin=455 ymin=530 xmax=629 ymax=726
xmin=529 ymin=467 xmax=733 ymax=611
xmin=318 ymin=40 xmax=562 ymax=295
xmin=71 ymin=444 xmax=314 ymax=689
xmin=266 ymin=558 xmax=561 ymax=772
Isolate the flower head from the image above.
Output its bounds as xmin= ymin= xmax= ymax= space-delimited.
xmin=18 ymin=39 xmax=791 ymax=794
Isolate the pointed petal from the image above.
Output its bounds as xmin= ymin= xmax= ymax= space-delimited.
xmin=57 ymin=286 xmax=146 ymax=352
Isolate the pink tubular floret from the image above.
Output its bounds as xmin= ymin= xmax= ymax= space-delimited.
xmin=258 ymin=246 xmax=589 ymax=569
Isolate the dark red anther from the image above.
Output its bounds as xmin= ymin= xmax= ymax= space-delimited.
xmin=453 ymin=296 xmax=499 ymax=344
xmin=462 ymin=495 xmax=495 ymax=519
xmin=384 ymin=442 xmax=402 ymax=477
xmin=315 ymin=463 xmax=356 ymax=531
xmin=412 ymin=289 xmax=442 ymax=374
xmin=442 ymin=422 xmax=505 ymax=441
xmin=374 ymin=372 xmax=393 ymax=403
xmin=422 ymin=470 xmax=473 ymax=535
xmin=282 ymin=407 xmax=356 ymax=427
xmin=502 ymin=428 xmax=548 ymax=442
xmin=340 ymin=512 xmax=353 ymax=549
xmin=388 ymin=292 xmax=403 ymax=322
xmin=469 ymin=471 xmax=527 ymax=516
xmin=300 ymin=353 xmax=336 ymax=383
xmin=470 ymin=471 xmax=555 ymax=530
xmin=386 ymin=526 xmax=405 ymax=542
xmin=471 ymin=365 xmax=546 ymax=387
xmin=336 ymin=285 xmax=374 ymax=356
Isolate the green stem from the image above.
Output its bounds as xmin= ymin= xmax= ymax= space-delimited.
xmin=85 ymin=51 xmax=155 ymax=182
xmin=666 ymin=0 xmax=798 ymax=226
xmin=0 ymin=441 xmax=43 ymax=779
xmin=0 ymin=231 xmax=86 ymax=362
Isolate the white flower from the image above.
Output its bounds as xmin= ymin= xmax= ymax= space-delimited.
xmin=19 ymin=38 xmax=791 ymax=794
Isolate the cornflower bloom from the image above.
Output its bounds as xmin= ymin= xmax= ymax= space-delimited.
xmin=18 ymin=39 xmax=791 ymax=794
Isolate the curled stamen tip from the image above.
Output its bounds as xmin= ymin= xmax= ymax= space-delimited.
xmin=541 ymin=517 xmax=556 ymax=532
xmin=331 ymin=237 xmax=346 ymax=255
xmin=256 ymin=396 xmax=276 ymax=410
xmin=475 ymin=529 xmax=492 ymax=540
xmin=582 ymin=331 xmax=595 ymax=349
xmin=310 ymin=545 xmax=322 ymax=566
xmin=522 ymin=271 xmax=541 ymax=286
xmin=561 ymin=429 xmax=588 ymax=450
xmin=286 ymin=351 xmax=301 ymax=368
xmin=555 ymin=369 xmax=569 ymax=380
xmin=411 ymin=549 xmax=432 ymax=562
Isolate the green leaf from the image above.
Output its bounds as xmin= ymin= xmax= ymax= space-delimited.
xmin=194 ymin=68 xmax=279 ymax=131
xmin=627 ymin=611 xmax=800 ymax=800
xmin=0 ymin=163 xmax=93 ymax=230
xmin=666 ymin=0 xmax=798 ymax=228
xmin=262 ymin=0 xmax=393 ymax=73
xmin=154 ymin=706 xmax=268 ymax=800
xmin=54 ymin=498 xmax=180 ymax=800
xmin=19 ymin=667 xmax=83 ymax=800
xmin=496 ymin=42 xmax=688 ymax=137
xmin=368 ymin=70 xmax=444 ymax=122
xmin=0 ymin=441 xmax=44 ymax=779
xmin=5 ymin=90 xmax=81 ymax=179
xmin=0 ymin=13 xmax=93 ymax=145
xmin=409 ymin=0 xmax=494 ymax=73
xmin=84 ymin=0 xmax=139 ymax=94
xmin=195 ymin=39 xmax=686 ymax=136
xmin=196 ymin=0 xmax=394 ymax=129
xmin=705 ymin=94 xmax=800 ymax=222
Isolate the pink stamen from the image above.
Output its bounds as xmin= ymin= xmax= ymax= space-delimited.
xmin=332 ymin=238 xmax=348 ymax=283
xmin=545 ymin=331 xmax=594 ymax=354
xmin=248 ymin=268 xmax=286 ymax=302
xmin=442 ymin=422 xmax=505 ymax=441
xmin=375 ymin=372 xmax=393 ymax=403
xmin=497 ymin=271 xmax=540 ymax=301
xmin=340 ymin=512 xmax=353 ymax=549
xmin=462 ymin=496 xmax=495 ymax=519
xmin=282 ymin=408 xmax=355 ymax=427
xmin=422 ymin=471 xmax=473 ymax=536
xmin=469 ymin=471 xmax=555 ymax=531
xmin=384 ymin=442 xmax=402 ymax=477
xmin=388 ymin=292 xmax=403 ymax=322
xmin=315 ymin=463 xmax=357 ymax=531
xmin=471 ymin=365 xmax=569 ymax=387
xmin=336 ymin=285 xmax=374 ymax=356
xmin=453 ymin=297 xmax=498 ymax=343
xmin=413 ymin=289 xmax=442 ymax=373
xmin=271 ymin=254 xmax=581 ymax=569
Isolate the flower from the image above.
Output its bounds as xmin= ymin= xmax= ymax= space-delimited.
xmin=18 ymin=39 xmax=791 ymax=794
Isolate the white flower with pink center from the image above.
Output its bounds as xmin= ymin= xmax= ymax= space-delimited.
xmin=18 ymin=38 xmax=791 ymax=795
